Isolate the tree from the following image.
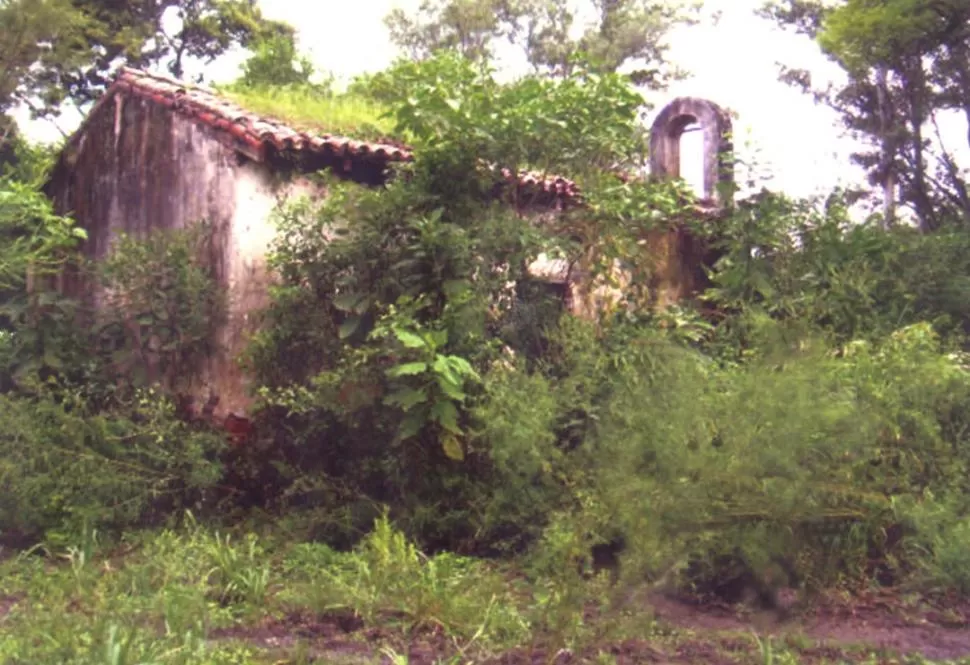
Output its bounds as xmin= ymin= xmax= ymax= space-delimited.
xmin=762 ymin=0 xmax=970 ymax=231
xmin=0 ymin=0 xmax=93 ymax=119
xmin=1 ymin=0 xmax=295 ymax=122
xmin=384 ymin=0 xmax=695 ymax=87
xmin=527 ymin=0 xmax=694 ymax=85
xmin=239 ymin=33 xmax=318 ymax=89
xmin=385 ymin=0 xmax=521 ymax=63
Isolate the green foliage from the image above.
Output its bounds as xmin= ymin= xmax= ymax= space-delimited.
xmin=369 ymin=303 xmax=483 ymax=461
xmin=383 ymin=0 xmax=697 ymax=87
xmin=0 ymin=387 xmax=226 ymax=546
xmin=512 ymin=317 xmax=970 ymax=597
xmin=8 ymin=4 xmax=970 ymax=640
xmin=2 ymin=0 xmax=294 ymax=118
xmin=817 ymin=0 xmax=955 ymax=73
xmin=767 ymin=0 xmax=970 ymax=230
xmin=702 ymin=189 xmax=970 ymax=358
xmin=2 ymin=516 xmax=970 ymax=664
xmin=0 ymin=174 xmax=85 ymax=292
xmin=0 ymin=202 xmax=227 ymax=546
xmin=238 ymin=32 xmax=318 ymax=90
xmin=0 ymin=0 xmax=94 ymax=115
xmin=219 ymin=86 xmax=397 ymax=143
xmin=95 ymin=223 xmax=225 ymax=391
xmin=240 ymin=47 xmax=970 ymax=605
xmin=300 ymin=515 xmax=527 ymax=641
xmin=0 ymin=155 xmax=87 ymax=388
xmin=899 ymin=495 xmax=970 ymax=594
xmin=244 ymin=53 xmax=661 ymax=550
xmin=380 ymin=51 xmax=649 ymax=177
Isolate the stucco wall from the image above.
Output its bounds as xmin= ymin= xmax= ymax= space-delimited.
xmin=47 ymin=91 xmax=318 ymax=419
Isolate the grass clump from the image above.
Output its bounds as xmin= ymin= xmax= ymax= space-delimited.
xmin=219 ymin=85 xmax=402 ymax=144
xmin=0 ymin=516 xmax=530 ymax=663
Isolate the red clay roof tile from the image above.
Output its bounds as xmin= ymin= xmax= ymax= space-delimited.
xmin=114 ymin=67 xmax=415 ymax=170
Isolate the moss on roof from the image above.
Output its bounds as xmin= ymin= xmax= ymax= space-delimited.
xmin=219 ymin=85 xmax=405 ymax=145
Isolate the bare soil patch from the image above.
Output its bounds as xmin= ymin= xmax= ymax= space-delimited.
xmin=650 ymin=589 xmax=970 ymax=663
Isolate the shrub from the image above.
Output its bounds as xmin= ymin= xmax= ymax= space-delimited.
xmin=0 ymin=386 xmax=226 ymax=547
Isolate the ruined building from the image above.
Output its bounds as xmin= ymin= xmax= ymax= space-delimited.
xmin=44 ymin=68 xmax=733 ymax=421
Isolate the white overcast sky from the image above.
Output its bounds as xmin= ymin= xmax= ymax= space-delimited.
xmin=17 ymin=0 xmax=970 ymax=203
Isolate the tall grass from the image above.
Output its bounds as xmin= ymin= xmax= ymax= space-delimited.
xmin=219 ymin=85 xmax=403 ymax=143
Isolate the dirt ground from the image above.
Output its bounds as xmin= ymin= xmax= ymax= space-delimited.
xmin=209 ymin=589 xmax=970 ymax=664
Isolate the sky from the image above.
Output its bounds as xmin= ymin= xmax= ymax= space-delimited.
xmin=255 ymin=0 xmax=862 ymax=199
xmin=15 ymin=0 xmax=970 ymax=206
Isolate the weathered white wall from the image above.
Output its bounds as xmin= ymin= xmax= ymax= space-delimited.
xmin=214 ymin=164 xmax=320 ymax=418
xmin=49 ymin=94 xmax=322 ymax=421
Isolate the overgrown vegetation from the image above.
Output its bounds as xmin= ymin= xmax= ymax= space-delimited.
xmin=0 ymin=141 xmax=228 ymax=548
xmin=2 ymin=1 xmax=970 ymax=662
xmin=219 ymin=87 xmax=400 ymax=144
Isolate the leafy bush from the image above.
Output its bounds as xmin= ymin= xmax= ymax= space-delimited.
xmin=702 ymin=189 xmax=970 ymax=358
xmin=239 ymin=52 xmax=695 ymax=552
xmin=0 ymin=387 xmax=226 ymax=547
xmin=95 ymin=223 xmax=225 ymax=392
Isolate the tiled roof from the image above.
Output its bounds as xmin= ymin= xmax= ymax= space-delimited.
xmin=78 ymin=67 xmax=580 ymax=204
xmin=112 ymin=67 xmax=412 ymax=170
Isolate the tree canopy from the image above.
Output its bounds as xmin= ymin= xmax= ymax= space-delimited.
xmin=764 ymin=0 xmax=970 ymax=230
xmin=385 ymin=0 xmax=697 ymax=87
xmin=0 ymin=0 xmax=294 ymax=123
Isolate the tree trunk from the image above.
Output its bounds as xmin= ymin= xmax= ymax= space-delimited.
xmin=875 ymin=66 xmax=896 ymax=227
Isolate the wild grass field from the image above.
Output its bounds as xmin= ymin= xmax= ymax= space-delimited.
xmin=3 ymin=514 xmax=970 ymax=665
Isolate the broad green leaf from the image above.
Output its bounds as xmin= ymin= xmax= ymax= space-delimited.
xmin=436 ymin=374 xmax=466 ymax=402
xmin=446 ymin=355 xmax=479 ymax=379
xmin=441 ymin=434 xmax=464 ymax=462
xmin=332 ymin=292 xmax=362 ymax=312
xmin=397 ymin=411 xmax=426 ymax=441
xmin=433 ymin=354 xmax=456 ymax=378
xmin=429 ymin=329 xmax=448 ymax=348
xmin=387 ymin=361 xmax=429 ymax=377
xmin=431 ymin=399 xmax=461 ymax=435
xmin=352 ymin=296 xmax=374 ymax=315
xmin=385 ymin=387 xmax=428 ymax=411
xmin=394 ymin=330 xmax=427 ymax=349
xmin=338 ymin=316 xmax=361 ymax=340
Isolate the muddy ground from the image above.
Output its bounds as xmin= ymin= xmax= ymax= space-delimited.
xmin=208 ymin=589 xmax=970 ymax=664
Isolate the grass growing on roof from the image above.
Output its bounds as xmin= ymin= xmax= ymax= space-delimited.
xmin=219 ymin=85 xmax=405 ymax=144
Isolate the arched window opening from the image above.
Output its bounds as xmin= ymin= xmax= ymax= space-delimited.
xmin=679 ymin=121 xmax=706 ymax=200
xmin=649 ymin=97 xmax=733 ymax=208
